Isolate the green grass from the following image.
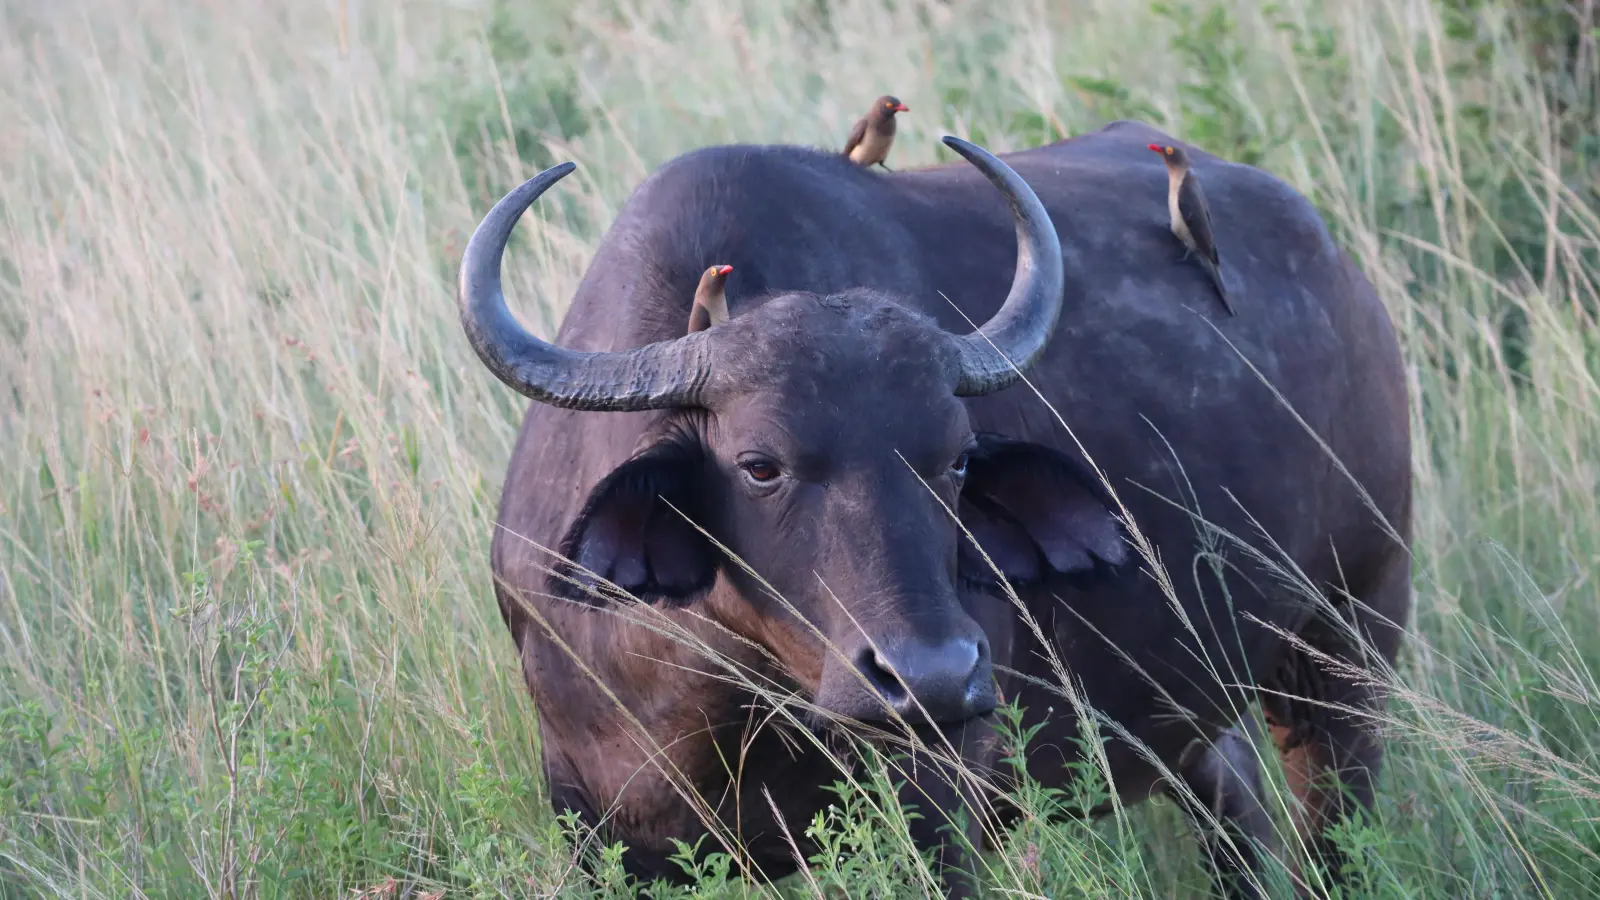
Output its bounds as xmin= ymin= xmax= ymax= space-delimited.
xmin=3 ymin=0 xmax=1600 ymax=896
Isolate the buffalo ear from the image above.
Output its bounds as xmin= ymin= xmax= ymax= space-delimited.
xmin=958 ymin=434 xmax=1129 ymax=589
xmin=552 ymin=443 xmax=717 ymax=605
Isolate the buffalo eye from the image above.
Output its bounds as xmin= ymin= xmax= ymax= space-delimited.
xmin=950 ymin=452 xmax=970 ymax=478
xmin=740 ymin=458 xmax=780 ymax=485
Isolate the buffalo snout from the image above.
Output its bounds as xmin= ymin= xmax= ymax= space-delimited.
xmin=819 ymin=626 xmax=997 ymax=725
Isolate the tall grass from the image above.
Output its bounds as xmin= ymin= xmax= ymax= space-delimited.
xmin=2 ymin=0 xmax=1598 ymax=896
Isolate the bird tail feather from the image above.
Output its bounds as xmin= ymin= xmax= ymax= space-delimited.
xmin=1202 ymin=258 xmax=1237 ymax=316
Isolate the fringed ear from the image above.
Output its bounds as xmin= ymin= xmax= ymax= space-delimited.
xmin=958 ymin=434 xmax=1129 ymax=589
xmin=551 ymin=442 xmax=717 ymax=606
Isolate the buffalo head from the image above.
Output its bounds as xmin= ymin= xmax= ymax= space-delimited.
xmin=459 ymin=138 xmax=1127 ymax=727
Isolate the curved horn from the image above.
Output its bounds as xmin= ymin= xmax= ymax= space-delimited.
xmin=940 ymin=136 xmax=1066 ymax=396
xmin=458 ymin=162 xmax=714 ymax=411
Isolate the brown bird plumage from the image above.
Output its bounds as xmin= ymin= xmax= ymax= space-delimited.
xmin=686 ymin=264 xmax=733 ymax=333
xmin=842 ymin=95 xmax=908 ymax=170
xmin=1149 ymin=143 xmax=1236 ymax=316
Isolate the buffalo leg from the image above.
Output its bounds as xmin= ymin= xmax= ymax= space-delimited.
xmin=1172 ymin=720 xmax=1276 ymax=900
xmin=1268 ymin=557 xmax=1407 ymax=890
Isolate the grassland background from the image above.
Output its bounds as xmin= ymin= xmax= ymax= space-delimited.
xmin=2 ymin=0 xmax=1599 ymax=897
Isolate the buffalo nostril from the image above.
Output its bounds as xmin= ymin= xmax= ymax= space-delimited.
xmin=853 ymin=638 xmax=990 ymax=720
xmin=857 ymin=647 xmax=912 ymax=706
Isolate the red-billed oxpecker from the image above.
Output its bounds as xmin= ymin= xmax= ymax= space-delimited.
xmin=686 ymin=264 xmax=733 ymax=333
xmin=843 ymin=95 xmax=908 ymax=170
xmin=1149 ymin=142 xmax=1236 ymax=316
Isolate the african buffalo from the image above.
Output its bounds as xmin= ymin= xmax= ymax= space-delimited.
xmin=457 ymin=122 xmax=1412 ymax=898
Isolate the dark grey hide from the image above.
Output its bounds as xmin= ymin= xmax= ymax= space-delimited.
xmin=459 ymin=121 xmax=1412 ymax=899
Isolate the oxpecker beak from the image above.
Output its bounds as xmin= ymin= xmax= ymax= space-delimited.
xmin=716 ymin=265 xmax=733 ymax=276
xmin=894 ymin=103 xmax=909 ymax=112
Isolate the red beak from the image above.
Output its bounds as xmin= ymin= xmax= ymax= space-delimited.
xmin=1146 ymin=143 xmax=1162 ymax=152
xmin=716 ymin=265 xmax=733 ymax=276
xmin=895 ymin=103 xmax=909 ymax=112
